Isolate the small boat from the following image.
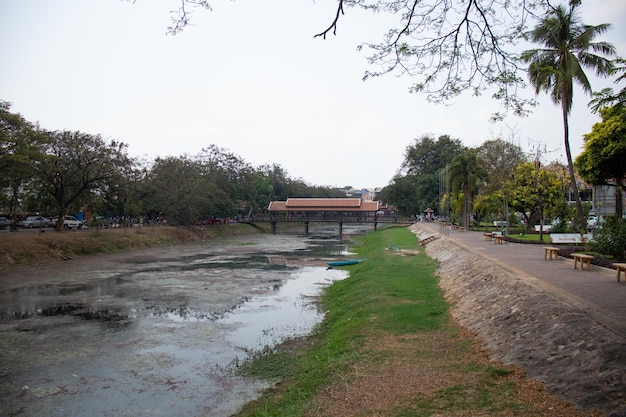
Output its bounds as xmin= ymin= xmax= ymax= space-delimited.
xmin=326 ymin=259 xmax=365 ymax=267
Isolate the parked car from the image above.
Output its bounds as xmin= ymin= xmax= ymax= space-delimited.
xmin=19 ymin=216 xmax=53 ymax=228
xmin=53 ymin=215 xmax=85 ymax=230
xmin=0 ymin=216 xmax=13 ymax=229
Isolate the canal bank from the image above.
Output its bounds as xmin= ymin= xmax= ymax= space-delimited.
xmin=234 ymin=226 xmax=603 ymax=417
xmin=0 ymin=223 xmax=267 ymax=270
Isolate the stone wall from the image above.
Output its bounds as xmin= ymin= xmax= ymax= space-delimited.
xmin=409 ymin=224 xmax=626 ymax=417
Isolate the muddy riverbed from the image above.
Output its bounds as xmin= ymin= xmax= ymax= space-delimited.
xmin=0 ymin=228 xmax=361 ymax=416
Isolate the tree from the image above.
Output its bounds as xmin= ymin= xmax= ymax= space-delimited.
xmin=521 ymin=2 xmax=615 ymax=231
xmin=0 ymin=101 xmax=48 ymax=229
xmin=380 ymin=175 xmax=421 ymax=217
xmin=589 ymin=57 xmax=626 ymax=112
xmin=508 ymin=161 xmax=564 ymax=240
xmin=36 ymin=131 xmax=134 ymax=231
xmin=448 ymin=149 xmax=483 ymax=229
xmin=476 ymin=139 xmax=527 ymax=230
xmin=164 ymin=1 xmax=561 ymax=116
xmin=575 ymin=105 xmax=626 ymax=219
xmin=382 ymin=134 xmax=464 ymax=216
xmin=144 ymin=155 xmax=235 ymax=225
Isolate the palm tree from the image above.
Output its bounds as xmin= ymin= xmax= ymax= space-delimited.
xmin=521 ymin=2 xmax=615 ymax=231
xmin=449 ymin=149 xmax=483 ymax=229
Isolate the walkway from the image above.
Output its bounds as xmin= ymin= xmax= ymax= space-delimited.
xmin=416 ymin=222 xmax=626 ymax=339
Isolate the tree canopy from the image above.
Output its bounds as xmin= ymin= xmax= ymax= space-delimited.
xmin=508 ymin=161 xmax=564 ymax=238
xmin=0 ymin=103 xmax=344 ymax=227
xmin=575 ymin=105 xmax=626 ymax=218
xmin=380 ymin=134 xmax=464 ymax=215
xmin=521 ymin=1 xmax=615 ymax=231
xmin=163 ymin=0 xmax=604 ymax=117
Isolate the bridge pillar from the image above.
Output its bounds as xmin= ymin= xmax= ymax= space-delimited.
xmin=304 ymin=221 xmax=309 ymax=235
xmin=339 ymin=221 xmax=343 ymax=241
xmin=271 ymin=221 xmax=277 ymax=234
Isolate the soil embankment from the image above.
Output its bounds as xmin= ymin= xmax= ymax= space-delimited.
xmin=410 ymin=223 xmax=626 ymax=417
xmin=0 ymin=224 xmax=263 ymax=270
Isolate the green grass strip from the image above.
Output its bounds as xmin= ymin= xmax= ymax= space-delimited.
xmin=234 ymin=227 xmax=537 ymax=417
xmin=234 ymin=227 xmax=446 ymax=416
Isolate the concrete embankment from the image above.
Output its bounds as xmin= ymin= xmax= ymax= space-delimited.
xmin=409 ymin=223 xmax=626 ymax=417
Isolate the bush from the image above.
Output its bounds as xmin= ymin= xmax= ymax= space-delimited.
xmin=592 ymin=217 xmax=626 ymax=261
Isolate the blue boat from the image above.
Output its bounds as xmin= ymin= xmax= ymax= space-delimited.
xmin=327 ymin=259 xmax=365 ymax=267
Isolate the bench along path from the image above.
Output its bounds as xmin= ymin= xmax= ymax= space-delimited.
xmin=411 ymin=222 xmax=626 ymax=417
xmin=417 ymin=223 xmax=626 ymax=334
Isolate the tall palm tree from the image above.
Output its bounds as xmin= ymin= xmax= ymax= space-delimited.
xmin=449 ymin=149 xmax=483 ymax=229
xmin=521 ymin=2 xmax=615 ymax=231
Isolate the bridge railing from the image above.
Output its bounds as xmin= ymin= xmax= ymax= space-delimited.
xmin=247 ymin=213 xmax=405 ymax=223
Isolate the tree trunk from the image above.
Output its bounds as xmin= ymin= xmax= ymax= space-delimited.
xmin=562 ymin=106 xmax=586 ymax=232
xmin=504 ymin=198 xmax=510 ymax=235
xmin=54 ymin=207 xmax=70 ymax=232
xmin=463 ymin=185 xmax=470 ymax=229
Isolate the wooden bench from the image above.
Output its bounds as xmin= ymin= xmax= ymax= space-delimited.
xmin=572 ymin=253 xmax=594 ymax=270
xmin=494 ymin=235 xmax=504 ymax=244
xmin=615 ymin=263 xmax=626 ymax=282
xmin=543 ymin=246 xmax=559 ymax=260
xmin=419 ymin=235 xmax=438 ymax=246
xmin=483 ymin=232 xmax=494 ymax=241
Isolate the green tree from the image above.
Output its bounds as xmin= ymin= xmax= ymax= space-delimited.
xmin=521 ymin=2 xmax=615 ymax=231
xmin=508 ymin=161 xmax=564 ymax=241
xmin=592 ymin=216 xmax=626 ymax=261
xmin=589 ymin=57 xmax=626 ymax=112
xmin=476 ymin=139 xmax=527 ymax=230
xmin=0 ymin=101 xmax=48 ymax=228
xmin=144 ymin=156 xmax=235 ymax=225
xmin=449 ymin=149 xmax=483 ymax=229
xmin=575 ymin=105 xmax=626 ymax=219
xmin=380 ymin=175 xmax=421 ymax=217
xmin=382 ymin=134 xmax=464 ymax=216
xmin=36 ymin=131 xmax=133 ymax=231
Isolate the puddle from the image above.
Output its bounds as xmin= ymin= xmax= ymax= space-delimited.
xmin=0 ymin=227 xmax=362 ymax=416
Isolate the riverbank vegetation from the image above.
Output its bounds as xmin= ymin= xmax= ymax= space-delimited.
xmin=1 ymin=101 xmax=346 ymax=231
xmin=234 ymin=227 xmax=596 ymax=417
xmin=0 ymin=223 xmax=265 ymax=269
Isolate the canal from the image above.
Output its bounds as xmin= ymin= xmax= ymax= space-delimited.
xmin=0 ymin=225 xmax=367 ymax=416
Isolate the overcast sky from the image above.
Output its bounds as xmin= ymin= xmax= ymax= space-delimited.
xmin=1 ymin=0 xmax=625 ymax=188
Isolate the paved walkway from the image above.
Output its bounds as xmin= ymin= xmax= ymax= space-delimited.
xmin=415 ymin=222 xmax=626 ymax=340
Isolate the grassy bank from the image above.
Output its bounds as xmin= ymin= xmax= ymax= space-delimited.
xmin=234 ymin=227 xmax=595 ymax=417
xmin=0 ymin=223 xmax=267 ymax=269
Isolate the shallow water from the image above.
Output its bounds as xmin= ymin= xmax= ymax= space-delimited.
xmin=0 ymin=227 xmax=363 ymax=416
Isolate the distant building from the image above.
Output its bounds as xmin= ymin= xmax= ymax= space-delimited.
xmin=342 ymin=187 xmax=382 ymax=201
xmin=591 ymin=183 xmax=625 ymax=217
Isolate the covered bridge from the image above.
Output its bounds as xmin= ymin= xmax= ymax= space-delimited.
xmin=264 ymin=198 xmax=389 ymax=235
xmin=267 ymin=197 xmax=380 ymax=214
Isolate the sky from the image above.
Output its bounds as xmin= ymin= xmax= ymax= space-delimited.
xmin=1 ymin=0 xmax=625 ymax=189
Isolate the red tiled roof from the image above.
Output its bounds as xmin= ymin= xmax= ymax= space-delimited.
xmin=267 ymin=198 xmax=379 ymax=212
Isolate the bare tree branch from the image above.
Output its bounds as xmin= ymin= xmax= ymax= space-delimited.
xmin=167 ymin=0 xmax=212 ymax=35
xmin=314 ymin=0 xmax=346 ymax=39
xmin=156 ymin=0 xmax=549 ymax=116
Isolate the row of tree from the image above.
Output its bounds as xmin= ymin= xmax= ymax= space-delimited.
xmin=0 ymin=101 xmax=345 ymax=231
xmin=381 ymin=102 xmax=625 ymax=232
xmin=381 ymin=1 xmax=625 ymax=234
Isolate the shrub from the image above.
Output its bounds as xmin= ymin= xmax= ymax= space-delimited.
xmin=592 ymin=217 xmax=626 ymax=261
